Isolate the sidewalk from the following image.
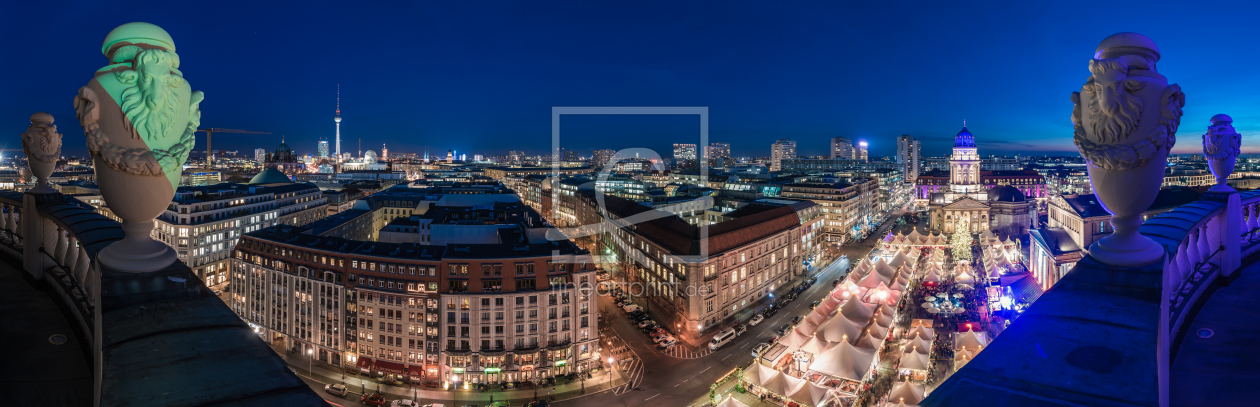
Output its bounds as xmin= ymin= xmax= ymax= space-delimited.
xmin=274 ymin=347 xmax=626 ymax=405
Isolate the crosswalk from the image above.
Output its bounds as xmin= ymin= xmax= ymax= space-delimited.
xmin=660 ymin=343 xmax=712 ymax=359
xmin=610 ymin=357 xmax=644 ymax=395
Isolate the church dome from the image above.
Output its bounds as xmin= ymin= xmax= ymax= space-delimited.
xmin=363 ymin=150 xmax=378 ymax=163
xmin=276 ymin=142 xmax=292 ymax=154
xmin=954 ymin=126 xmax=976 ymax=148
xmin=249 ymin=168 xmax=292 ymax=184
xmin=987 ymin=185 xmax=1026 ymax=202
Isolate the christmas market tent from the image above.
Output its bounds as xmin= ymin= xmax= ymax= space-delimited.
xmin=795 ymin=318 xmax=821 ymax=336
xmin=955 ymin=270 xmax=977 ymax=286
xmin=889 ymin=251 xmax=910 ymax=269
xmin=856 ymin=269 xmax=889 ymax=288
xmin=742 ymin=362 xmax=780 ymax=386
xmin=809 ymin=339 xmax=876 ymax=381
xmin=760 ymin=367 xmax=807 ymax=397
xmin=875 ymin=258 xmax=898 ymax=280
xmin=883 ymin=399 xmax=917 ymax=407
xmin=840 ymin=297 xmax=875 ymax=322
xmin=815 ymin=311 xmax=863 ymax=343
xmin=854 ymin=332 xmax=883 ymax=349
xmin=800 ymin=335 xmax=835 ymax=355
xmin=887 ymin=380 xmax=926 ymax=404
xmin=873 ymin=310 xmax=893 ymax=328
xmin=898 ymin=350 xmax=930 ymax=371
xmin=807 ymin=307 xmax=831 ymax=326
xmin=955 ymin=330 xmax=989 ymax=350
xmin=780 ymin=328 xmax=812 ymax=348
xmin=787 ymin=380 xmax=834 ymax=407
xmin=716 ymin=394 xmax=750 ymax=407
xmin=880 ymin=304 xmax=896 ymax=318
xmin=908 ymin=325 xmax=934 ymax=341
xmin=907 ymin=333 xmax=932 ymax=354
xmin=922 ymin=269 xmax=942 ymax=284
xmin=906 ymin=229 xmax=923 ymax=245
xmin=865 ymin=323 xmax=889 ymax=340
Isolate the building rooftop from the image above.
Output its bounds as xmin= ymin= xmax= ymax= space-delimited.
xmin=1061 ymin=187 xmax=1201 ymax=218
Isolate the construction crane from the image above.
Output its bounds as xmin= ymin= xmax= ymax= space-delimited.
xmin=194 ymin=128 xmax=271 ymax=169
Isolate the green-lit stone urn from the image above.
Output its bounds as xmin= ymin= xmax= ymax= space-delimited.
xmin=74 ymin=22 xmax=202 ymax=272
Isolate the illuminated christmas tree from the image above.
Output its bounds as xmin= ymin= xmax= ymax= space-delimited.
xmin=951 ymin=222 xmax=973 ymax=262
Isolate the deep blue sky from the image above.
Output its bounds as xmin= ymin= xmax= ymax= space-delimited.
xmin=4 ymin=1 xmax=1259 ymax=160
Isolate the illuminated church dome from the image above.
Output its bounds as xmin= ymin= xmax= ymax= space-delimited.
xmin=955 ymin=126 xmax=976 ymax=148
xmin=363 ymin=149 xmax=378 ymax=163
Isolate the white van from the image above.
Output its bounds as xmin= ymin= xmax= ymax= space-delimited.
xmin=709 ymin=328 xmax=738 ymax=351
xmin=623 ymin=304 xmax=642 ymax=313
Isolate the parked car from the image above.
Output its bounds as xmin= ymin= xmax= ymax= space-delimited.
xmin=807 ymin=276 xmax=818 ymax=284
xmin=752 ymin=343 xmax=771 ymax=357
xmin=638 ymin=319 xmax=656 ymax=328
xmin=734 ymin=324 xmax=747 ymax=336
xmin=792 ymin=315 xmax=805 ymax=325
xmin=324 ymin=383 xmax=348 ymax=397
xmin=658 ymin=339 xmax=678 ymax=349
xmin=623 ymin=304 xmax=642 ymax=313
xmin=632 ymin=314 xmax=651 ymax=322
xmin=391 ymin=400 xmax=420 ymax=407
xmin=361 ymin=392 xmax=388 ymax=406
xmin=810 ymin=301 xmax=820 ymax=310
xmin=749 ymin=314 xmax=765 ymax=326
xmin=833 ymin=279 xmax=841 ymax=287
xmin=763 ymin=307 xmax=778 ymax=318
xmin=648 ymin=328 xmax=666 ymax=337
xmin=776 ymin=323 xmax=793 ymax=336
xmin=654 ymin=334 xmax=675 ymax=343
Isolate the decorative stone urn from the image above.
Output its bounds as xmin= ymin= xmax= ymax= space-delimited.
xmin=73 ymin=22 xmax=203 ymax=273
xmin=20 ymin=112 xmax=62 ymax=194
xmin=1071 ymin=33 xmax=1185 ymax=266
xmin=1203 ymin=114 xmax=1241 ymax=193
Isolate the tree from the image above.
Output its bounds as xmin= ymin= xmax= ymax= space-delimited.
xmin=950 ymin=223 xmax=973 ymax=262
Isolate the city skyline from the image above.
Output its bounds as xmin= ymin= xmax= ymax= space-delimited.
xmin=7 ymin=2 xmax=1260 ymax=160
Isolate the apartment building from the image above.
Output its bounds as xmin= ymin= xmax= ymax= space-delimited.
xmin=230 ymin=186 xmax=599 ymax=387
xmin=779 ymin=180 xmax=878 ymax=242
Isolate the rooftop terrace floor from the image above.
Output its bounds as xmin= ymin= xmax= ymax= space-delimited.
xmin=1171 ymin=258 xmax=1260 ymax=406
xmin=0 ymin=256 xmax=92 ymax=406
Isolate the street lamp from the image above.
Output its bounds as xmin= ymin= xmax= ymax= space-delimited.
xmin=608 ymin=356 xmax=615 ymax=392
xmin=307 ymin=348 xmax=313 ymax=379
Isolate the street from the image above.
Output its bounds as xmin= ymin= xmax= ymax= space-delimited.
xmin=558 ymin=215 xmax=899 ymax=407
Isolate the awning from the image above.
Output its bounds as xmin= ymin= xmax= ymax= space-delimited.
xmin=406 ymin=367 xmax=423 ymax=378
xmin=356 ymin=357 xmax=374 ymax=370
xmin=375 ymin=360 xmax=406 ymax=375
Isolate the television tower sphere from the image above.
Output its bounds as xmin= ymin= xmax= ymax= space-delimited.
xmin=335 ymin=116 xmax=341 ymax=123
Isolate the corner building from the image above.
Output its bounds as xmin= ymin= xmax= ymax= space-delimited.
xmin=230 ymin=184 xmax=598 ymax=387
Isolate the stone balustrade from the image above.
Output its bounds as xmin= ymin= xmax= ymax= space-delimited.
xmin=7 ymin=189 xmax=325 ymax=406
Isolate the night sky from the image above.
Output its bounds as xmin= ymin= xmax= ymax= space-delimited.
xmin=4 ymin=1 xmax=1259 ymax=160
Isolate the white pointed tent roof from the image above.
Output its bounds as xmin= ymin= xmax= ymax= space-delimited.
xmin=815 ymin=311 xmax=863 ymax=344
xmin=743 ymin=362 xmax=779 ymax=386
xmin=795 ymin=318 xmax=820 ymax=336
xmin=955 ymin=330 xmax=989 ymax=351
xmin=980 ymin=229 xmax=997 ymax=244
xmin=873 ymin=311 xmax=893 ymax=328
xmin=787 ymin=380 xmax=833 ymax=407
xmin=780 ymin=328 xmax=811 ymax=348
xmin=909 ymin=326 xmax=934 ymax=341
xmin=807 ymin=307 xmax=831 ymax=326
xmin=955 ymin=270 xmax=976 ymax=285
xmin=898 ymin=350 xmax=930 ymax=371
xmin=761 ymin=368 xmax=807 ymax=397
xmin=922 ymin=269 xmax=942 ymax=283
xmin=908 ymin=334 xmax=932 ymax=354
xmin=988 ymin=265 xmax=1003 ymax=279
xmin=840 ymin=298 xmax=875 ymax=322
xmin=888 ymin=381 xmax=926 ymax=405
xmin=880 ymin=304 xmax=897 ymax=318
xmin=865 ymin=323 xmax=889 ymax=340
xmin=874 ymin=258 xmax=898 ymax=280
xmin=889 ymin=251 xmax=909 ymax=269
xmin=854 ymin=332 xmax=883 ymax=349
xmin=856 ymin=268 xmax=889 ymax=288
xmin=907 ymin=228 xmax=923 ymax=243
xmin=800 ymin=335 xmax=835 ymax=355
xmin=717 ymin=394 xmax=751 ymax=407
xmin=809 ymin=340 xmax=876 ymax=381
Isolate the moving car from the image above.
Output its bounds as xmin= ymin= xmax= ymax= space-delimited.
xmin=361 ymin=392 xmax=388 ymax=406
xmin=752 ymin=343 xmax=771 ymax=357
xmin=709 ymin=328 xmax=738 ymax=351
xmin=776 ymin=323 xmax=793 ymax=336
xmin=324 ymin=383 xmax=347 ymax=397
xmin=749 ymin=314 xmax=764 ymax=326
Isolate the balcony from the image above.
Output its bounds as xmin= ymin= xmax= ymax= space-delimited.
xmin=0 ymin=190 xmax=323 ymax=405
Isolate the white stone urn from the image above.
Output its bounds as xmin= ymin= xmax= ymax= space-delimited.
xmin=1071 ymin=33 xmax=1185 ymax=266
xmin=20 ymin=112 xmax=62 ymax=194
xmin=1203 ymin=114 xmax=1241 ymax=193
xmin=73 ymin=23 xmax=202 ymax=273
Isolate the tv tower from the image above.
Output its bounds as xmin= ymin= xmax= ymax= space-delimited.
xmin=334 ymin=84 xmax=342 ymax=160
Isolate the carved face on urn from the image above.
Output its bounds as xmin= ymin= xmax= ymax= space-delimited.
xmin=21 ymin=112 xmax=62 ymax=164
xmin=1203 ymin=114 xmax=1241 ymax=161
xmin=1072 ymin=34 xmax=1185 ymax=172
